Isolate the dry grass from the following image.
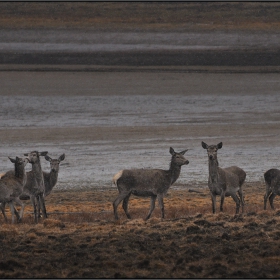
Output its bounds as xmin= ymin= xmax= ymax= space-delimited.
xmin=0 ymin=2 xmax=279 ymax=31
xmin=1 ymin=181 xmax=280 ymax=278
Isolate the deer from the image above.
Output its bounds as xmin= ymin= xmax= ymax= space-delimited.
xmin=22 ymin=150 xmax=48 ymax=223
xmin=20 ymin=153 xmax=65 ymax=198
xmin=264 ymin=168 xmax=280 ymax=210
xmin=112 ymin=147 xmax=189 ymax=220
xmin=43 ymin=153 xmax=65 ymax=196
xmin=0 ymin=156 xmax=29 ymax=223
xmin=201 ymin=141 xmax=246 ymax=215
xmin=19 ymin=153 xmax=65 ymax=217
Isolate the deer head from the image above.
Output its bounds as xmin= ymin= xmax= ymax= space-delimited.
xmin=169 ymin=147 xmax=189 ymax=166
xmin=45 ymin=154 xmax=65 ymax=172
xmin=24 ymin=151 xmax=48 ymax=164
xmin=201 ymin=141 xmax=223 ymax=161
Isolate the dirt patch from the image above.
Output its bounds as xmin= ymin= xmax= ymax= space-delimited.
xmin=1 ymin=182 xmax=280 ymax=278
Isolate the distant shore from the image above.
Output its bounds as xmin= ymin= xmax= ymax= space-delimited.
xmin=0 ymin=2 xmax=279 ymax=68
xmin=1 ymin=49 xmax=280 ymax=68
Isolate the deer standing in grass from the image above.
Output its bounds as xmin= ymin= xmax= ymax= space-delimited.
xmin=201 ymin=141 xmax=246 ymax=215
xmin=112 ymin=147 xmax=189 ymax=220
xmin=38 ymin=153 xmax=65 ymax=217
xmin=22 ymin=150 xmax=48 ymax=223
xmin=43 ymin=154 xmax=65 ymax=196
xmin=20 ymin=153 xmax=65 ymax=198
xmin=0 ymin=157 xmax=29 ymax=223
xmin=264 ymin=168 xmax=280 ymax=210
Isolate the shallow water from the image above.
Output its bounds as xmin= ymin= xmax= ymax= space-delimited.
xmin=1 ymin=30 xmax=280 ymax=52
xmin=1 ymin=72 xmax=280 ymax=190
xmin=1 ymin=94 xmax=279 ymax=128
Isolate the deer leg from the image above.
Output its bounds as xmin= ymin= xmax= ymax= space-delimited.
xmin=38 ymin=194 xmax=47 ymax=219
xmin=264 ymin=189 xmax=272 ymax=210
xmin=37 ymin=199 xmax=41 ymax=218
xmin=113 ymin=192 xmax=130 ymax=220
xmin=238 ymin=189 xmax=245 ymax=213
xmin=31 ymin=196 xmax=38 ymax=223
xmin=231 ymin=193 xmax=241 ymax=215
xmin=269 ymin=193 xmax=277 ymax=210
xmin=210 ymin=193 xmax=216 ymax=213
xmin=122 ymin=193 xmax=132 ymax=219
xmin=157 ymin=194 xmax=165 ymax=219
xmin=14 ymin=197 xmax=24 ymax=222
xmin=145 ymin=195 xmax=157 ymax=221
xmin=0 ymin=203 xmax=8 ymax=222
xmin=2 ymin=202 xmax=20 ymax=222
xmin=13 ymin=205 xmax=20 ymax=222
xmin=220 ymin=191 xmax=225 ymax=212
xmin=8 ymin=202 xmax=15 ymax=224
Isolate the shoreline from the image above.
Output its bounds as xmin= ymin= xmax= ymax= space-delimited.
xmin=0 ymin=49 xmax=279 ymax=68
xmin=1 ymin=64 xmax=280 ymax=73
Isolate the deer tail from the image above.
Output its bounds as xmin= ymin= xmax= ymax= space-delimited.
xmin=112 ymin=170 xmax=123 ymax=188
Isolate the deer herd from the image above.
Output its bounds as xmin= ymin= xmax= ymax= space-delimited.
xmin=0 ymin=142 xmax=280 ymax=224
xmin=0 ymin=151 xmax=65 ymax=224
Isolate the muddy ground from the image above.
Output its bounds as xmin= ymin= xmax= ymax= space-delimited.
xmin=1 ymin=182 xmax=280 ymax=278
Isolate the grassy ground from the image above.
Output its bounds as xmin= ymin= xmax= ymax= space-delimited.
xmin=1 ymin=182 xmax=280 ymax=278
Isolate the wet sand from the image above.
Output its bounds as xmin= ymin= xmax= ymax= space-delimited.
xmin=0 ymin=71 xmax=280 ymax=189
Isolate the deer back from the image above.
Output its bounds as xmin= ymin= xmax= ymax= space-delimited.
xmin=117 ymin=169 xmax=170 ymax=194
xmin=222 ymin=167 xmax=241 ymax=192
xmin=224 ymin=166 xmax=246 ymax=186
xmin=264 ymin=169 xmax=280 ymax=191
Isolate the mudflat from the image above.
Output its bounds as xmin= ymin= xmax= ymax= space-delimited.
xmin=0 ymin=71 xmax=279 ymax=188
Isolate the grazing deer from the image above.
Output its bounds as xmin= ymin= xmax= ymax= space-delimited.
xmin=264 ymin=168 xmax=280 ymax=210
xmin=22 ymin=150 xmax=48 ymax=223
xmin=0 ymin=157 xmax=29 ymax=223
xmin=201 ymin=141 xmax=246 ymax=215
xmin=112 ymin=147 xmax=189 ymax=220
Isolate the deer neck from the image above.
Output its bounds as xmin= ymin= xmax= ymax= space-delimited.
xmin=32 ymin=162 xmax=44 ymax=184
xmin=169 ymin=162 xmax=181 ymax=185
xmin=15 ymin=164 xmax=27 ymax=186
xmin=208 ymin=158 xmax=219 ymax=183
xmin=49 ymin=170 xmax=58 ymax=187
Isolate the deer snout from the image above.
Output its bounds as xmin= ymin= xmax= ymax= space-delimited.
xmin=209 ymin=155 xmax=214 ymax=160
xmin=184 ymin=160 xmax=189 ymax=165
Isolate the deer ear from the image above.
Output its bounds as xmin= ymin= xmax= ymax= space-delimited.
xmin=45 ymin=155 xmax=52 ymax=162
xmin=201 ymin=141 xmax=208 ymax=149
xmin=179 ymin=149 xmax=188 ymax=155
xmin=217 ymin=142 xmax=223 ymax=149
xmin=169 ymin=147 xmax=175 ymax=156
xmin=40 ymin=151 xmax=48 ymax=157
xmin=8 ymin=157 xmax=16 ymax=163
xmin=59 ymin=154 xmax=65 ymax=162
